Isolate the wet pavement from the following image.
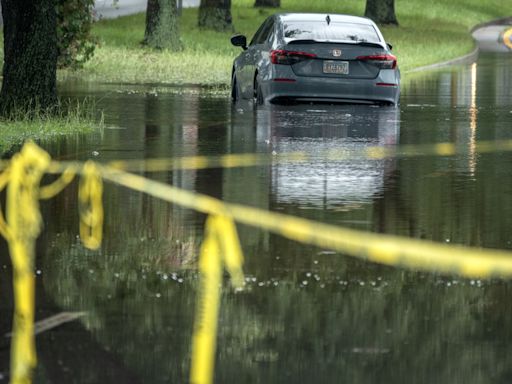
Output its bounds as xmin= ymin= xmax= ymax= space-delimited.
xmin=472 ymin=19 xmax=512 ymax=53
xmin=2 ymin=25 xmax=512 ymax=384
xmin=93 ymin=0 xmax=199 ymax=20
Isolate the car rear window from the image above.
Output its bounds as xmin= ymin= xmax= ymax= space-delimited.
xmin=283 ymin=21 xmax=381 ymax=43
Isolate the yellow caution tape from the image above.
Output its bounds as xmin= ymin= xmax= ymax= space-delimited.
xmin=6 ymin=141 xmax=512 ymax=384
xmin=29 ymin=138 xmax=512 ymax=175
xmin=78 ymin=161 xmax=104 ymax=250
xmin=101 ymin=166 xmax=512 ymax=279
xmin=190 ymin=215 xmax=245 ymax=384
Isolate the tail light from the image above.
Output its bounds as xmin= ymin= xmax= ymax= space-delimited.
xmin=270 ymin=50 xmax=317 ymax=65
xmin=356 ymin=54 xmax=397 ymax=69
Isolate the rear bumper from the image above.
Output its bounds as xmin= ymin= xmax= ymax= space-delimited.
xmin=262 ymin=70 xmax=400 ymax=105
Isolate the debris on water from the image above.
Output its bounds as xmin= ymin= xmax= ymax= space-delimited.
xmin=265 ymin=139 xmax=270 ymax=145
xmin=162 ymin=274 xmax=169 ymax=280
xmin=92 ymin=151 xmax=99 ymax=157
xmin=344 ymin=113 xmax=352 ymax=117
xmin=155 ymin=293 xmax=161 ymax=298
xmin=36 ymin=270 xmax=42 ymax=275
xmin=302 ymin=280 xmax=308 ymax=286
xmin=306 ymin=272 xmax=312 ymax=277
xmin=177 ymin=278 xmax=184 ymax=283
xmin=313 ymin=260 xmax=319 ymax=264
xmin=445 ymin=238 xmax=451 ymax=243
xmin=317 ymin=250 xmax=336 ymax=255
xmin=272 ymin=151 xmax=277 ymax=155
xmin=351 ymin=347 xmax=390 ymax=354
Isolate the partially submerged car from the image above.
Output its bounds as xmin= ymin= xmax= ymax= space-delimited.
xmin=230 ymin=13 xmax=400 ymax=105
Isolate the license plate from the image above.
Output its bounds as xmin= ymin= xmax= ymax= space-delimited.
xmin=323 ymin=60 xmax=349 ymax=75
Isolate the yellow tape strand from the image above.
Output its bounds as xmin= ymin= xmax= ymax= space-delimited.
xmin=190 ymin=215 xmax=245 ymax=384
xmin=39 ymin=165 xmax=77 ymax=200
xmin=78 ymin=161 xmax=104 ymax=250
xmin=6 ymin=142 xmax=52 ymax=384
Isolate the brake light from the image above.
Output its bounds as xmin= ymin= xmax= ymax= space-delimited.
xmin=356 ymin=54 xmax=397 ymax=69
xmin=270 ymin=50 xmax=317 ymax=65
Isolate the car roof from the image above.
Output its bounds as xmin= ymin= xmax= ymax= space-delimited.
xmin=276 ymin=13 xmax=375 ymax=25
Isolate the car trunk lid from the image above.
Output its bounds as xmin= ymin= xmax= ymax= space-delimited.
xmin=280 ymin=41 xmax=393 ymax=79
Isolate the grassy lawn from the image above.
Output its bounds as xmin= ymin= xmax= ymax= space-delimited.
xmin=0 ymin=102 xmax=103 ymax=154
xmin=59 ymin=0 xmax=509 ymax=86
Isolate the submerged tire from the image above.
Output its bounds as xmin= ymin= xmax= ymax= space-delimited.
xmin=231 ymin=75 xmax=239 ymax=102
xmin=254 ymin=82 xmax=264 ymax=105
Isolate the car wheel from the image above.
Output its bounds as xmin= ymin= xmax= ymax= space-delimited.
xmin=231 ymin=75 xmax=239 ymax=102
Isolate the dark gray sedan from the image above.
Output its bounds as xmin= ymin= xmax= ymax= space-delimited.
xmin=230 ymin=13 xmax=400 ymax=105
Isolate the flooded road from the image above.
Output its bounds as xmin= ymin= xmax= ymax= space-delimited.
xmin=2 ymin=53 xmax=512 ymax=383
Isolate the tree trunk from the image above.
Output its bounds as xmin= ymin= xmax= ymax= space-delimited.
xmin=254 ymin=0 xmax=280 ymax=7
xmin=198 ymin=0 xmax=232 ymax=31
xmin=143 ymin=0 xmax=182 ymax=50
xmin=0 ymin=0 xmax=58 ymax=115
xmin=364 ymin=0 xmax=398 ymax=26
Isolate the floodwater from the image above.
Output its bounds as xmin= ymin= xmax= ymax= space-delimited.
xmin=2 ymin=53 xmax=512 ymax=383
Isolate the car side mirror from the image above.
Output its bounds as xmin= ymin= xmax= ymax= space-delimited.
xmin=231 ymin=34 xmax=248 ymax=50
xmin=387 ymin=42 xmax=393 ymax=51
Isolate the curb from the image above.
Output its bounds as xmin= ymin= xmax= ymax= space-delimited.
xmin=405 ymin=46 xmax=479 ymax=74
xmin=404 ymin=15 xmax=512 ymax=75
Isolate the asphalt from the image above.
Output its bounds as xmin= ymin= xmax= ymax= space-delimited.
xmin=93 ymin=0 xmax=200 ymax=20
xmin=472 ymin=20 xmax=512 ymax=52
xmin=0 ymin=0 xmax=200 ymax=25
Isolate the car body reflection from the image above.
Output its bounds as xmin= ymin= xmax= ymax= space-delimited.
xmin=254 ymin=104 xmax=400 ymax=209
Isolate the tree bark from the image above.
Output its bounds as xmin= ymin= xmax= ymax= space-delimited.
xmin=198 ymin=0 xmax=233 ymax=31
xmin=364 ymin=0 xmax=398 ymax=26
xmin=254 ymin=0 xmax=280 ymax=7
xmin=0 ymin=0 xmax=58 ymax=115
xmin=143 ymin=0 xmax=182 ymax=50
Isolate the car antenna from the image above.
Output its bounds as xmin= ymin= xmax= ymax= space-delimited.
xmin=326 ymin=15 xmax=331 ymax=25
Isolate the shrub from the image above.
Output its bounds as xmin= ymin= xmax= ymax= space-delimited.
xmin=57 ymin=0 xmax=97 ymax=69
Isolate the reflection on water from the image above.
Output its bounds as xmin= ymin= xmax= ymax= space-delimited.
xmin=258 ymin=104 xmax=400 ymax=209
xmin=2 ymin=54 xmax=512 ymax=382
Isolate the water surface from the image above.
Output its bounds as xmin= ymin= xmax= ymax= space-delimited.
xmin=2 ymin=53 xmax=512 ymax=383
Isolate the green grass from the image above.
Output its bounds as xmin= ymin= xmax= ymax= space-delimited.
xmin=0 ymin=100 xmax=104 ymax=154
xmin=58 ymin=0 xmax=509 ymax=86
